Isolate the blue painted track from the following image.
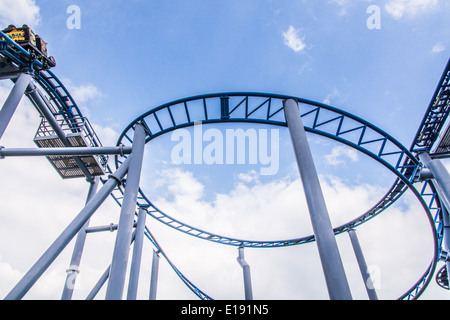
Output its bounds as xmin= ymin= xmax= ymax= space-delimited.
xmin=2 ymin=28 xmax=449 ymax=299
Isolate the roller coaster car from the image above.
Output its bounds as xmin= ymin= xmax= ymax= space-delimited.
xmin=1 ymin=24 xmax=56 ymax=69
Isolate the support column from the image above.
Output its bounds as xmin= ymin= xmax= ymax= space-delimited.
xmin=419 ymin=152 xmax=450 ymax=212
xmin=149 ymin=250 xmax=160 ymax=300
xmin=106 ymin=123 xmax=146 ymax=300
xmin=348 ymin=229 xmax=378 ymax=300
xmin=4 ymin=157 xmax=131 ymax=300
xmin=236 ymin=246 xmax=253 ymax=300
xmin=62 ymin=177 xmax=99 ymax=300
xmin=0 ymin=73 xmax=32 ymax=139
xmin=127 ymin=207 xmax=147 ymax=300
xmin=283 ymin=98 xmax=352 ymax=300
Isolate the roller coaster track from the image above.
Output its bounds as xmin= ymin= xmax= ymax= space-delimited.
xmin=410 ymin=58 xmax=450 ymax=293
xmin=115 ymin=92 xmax=442 ymax=300
xmin=0 ymin=31 xmax=211 ymax=300
xmin=1 ymin=28 xmax=447 ymax=299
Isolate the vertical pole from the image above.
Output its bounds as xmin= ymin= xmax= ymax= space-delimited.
xmin=106 ymin=123 xmax=146 ymax=300
xmin=283 ymin=98 xmax=352 ymax=300
xmin=127 ymin=207 xmax=147 ymax=300
xmin=149 ymin=250 xmax=160 ymax=300
xmin=348 ymin=229 xmax=378 ymax=300
xmin=236 ymin=246 xmax=253 ymax=300
xmin=0 ymin=73 xmax=32 ymax=139
xmin=61 ymin=177 xmax=99 ymax=300
xmin=4 ymin=158 xmax=131 ymax=300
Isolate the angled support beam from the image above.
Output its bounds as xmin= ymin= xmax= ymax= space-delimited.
xmin=85 ymin=230 xmax=138 ymax=300
xmin=4 ymin=157 xmax=131 ymax=300
xmin=86 ymin=266 xmax=110 ymax=300
xmin=283 ymin=98 xmax=352 ymax=300
xmin=348 ymin=229 xmax=378 ymax=300
xmin=106 ymin=123 xmax=146 ymax=300
xmin=0 ymin=73 xmax=32 ymax=139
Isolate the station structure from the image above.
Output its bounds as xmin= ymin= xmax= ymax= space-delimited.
xmin=1 ymin=27 xmax=450 ymax=300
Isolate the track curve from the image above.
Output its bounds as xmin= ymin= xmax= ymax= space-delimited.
xmin=116 ymin=92 xmax=442 ymax=299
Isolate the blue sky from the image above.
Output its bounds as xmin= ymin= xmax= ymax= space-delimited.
xmin=0 ymin=0 xmax=450 ymax=300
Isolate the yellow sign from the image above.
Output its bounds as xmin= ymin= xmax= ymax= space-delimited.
xmin=6 ymin=29 xmax=25 ymax=41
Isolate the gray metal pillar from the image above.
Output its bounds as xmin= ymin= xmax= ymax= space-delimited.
xmin=4 ymin=157 xmax=131 ymax=300
xmin=236 ymin=246 xmax=253 ymax=300
xmin=61 ymin=177 xmax=99 ymax=300
xmin=127 ymin=207 xmax=147 ymax=300
xmin=283 ymin=98 xmax=352 ymax=300
xmin=419 ymin=152 xmax=450 ymax=212
xmin=105 ymin=123 xmax=146 ymax=300
xmin=348 ymin=229 xmax=378 ymax=300
xmin=0 ymin=73 xmax=32 ymax=139
xmin=149 ymin=250 xmax=160 ymax=300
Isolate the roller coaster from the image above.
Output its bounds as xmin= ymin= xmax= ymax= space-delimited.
xmin=0 ymin=25 xmax=449 ymax=300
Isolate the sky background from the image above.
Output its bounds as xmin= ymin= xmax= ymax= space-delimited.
xmin=0 ymin=0 xmax=449 ymax=300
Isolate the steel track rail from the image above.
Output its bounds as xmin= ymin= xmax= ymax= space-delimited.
xmin=1 ymin=32 xmax=443 ymax=299
xmin=115 ymin=92 xmax=441 ymax=299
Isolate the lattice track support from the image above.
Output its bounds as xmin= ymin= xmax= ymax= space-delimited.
xmin=33 ymin=117 xmax=107 ymax=179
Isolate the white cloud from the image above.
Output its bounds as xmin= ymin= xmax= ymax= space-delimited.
xmin=61 ymin=79 xmax=104 ymax=103
xmin=385 ymin=0 xmax=438 ymax=19
xmin=61 ymin=79 xmax=106 ymax=121
xmin=431 ymin=42 xmax=445 ymax=54
xmin=0 ymin=0 xmax=41 ymax=28
xmin=69 ymin=83 xmax=104 ymax=105
xmin=283 ymin=25 xmax=307 ymax=53
xmin=325 ymin=145 xmax=359 ymax=166
xmin=0 ymin=80 xmax=122 ymax=300
xmin=0 ymin=83 xmax=444 ymax=300
xmin=149 ymin=167 xmax=439 ymax=299
xmin=238 ymin=170 xmax=259 ymax=184
xmin=323 ymin=87 xmax=341 ymax=105
xmin=329 ymin=0 xmax=350 ymax=16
